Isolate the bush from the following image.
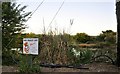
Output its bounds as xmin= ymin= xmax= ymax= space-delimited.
xmin=67 ymin=48 xmax=93 ymax=65
xmin=2 ymin=50 xmax=15 ymax=66
xmin=18 ymin=54 xmax=41 ymax=73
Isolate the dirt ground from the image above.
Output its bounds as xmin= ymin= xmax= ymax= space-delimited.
xmin=2 ymin=63 xmax=120 ymax=72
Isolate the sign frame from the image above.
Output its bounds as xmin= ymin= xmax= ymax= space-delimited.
xmin=23 ymin=38 xmax=38 ymax=55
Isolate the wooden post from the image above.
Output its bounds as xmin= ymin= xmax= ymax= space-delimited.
xmin=116 ymin=0 xmax=120 ymax=67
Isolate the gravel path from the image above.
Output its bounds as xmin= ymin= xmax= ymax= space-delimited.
xmin=40 ymin=63 xmax=120 ymax=72
xmin=2 ymin=63 xmax=120 ymax=72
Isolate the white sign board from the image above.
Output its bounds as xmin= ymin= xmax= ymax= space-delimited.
xmin=23 ymin=38 xmax=38 ymax=55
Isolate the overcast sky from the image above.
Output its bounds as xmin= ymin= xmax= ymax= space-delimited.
xmin=16 ymin=0 xmax=117 ymax=36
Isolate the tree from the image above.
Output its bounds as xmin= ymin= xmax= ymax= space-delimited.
xmin=97 ymin=30 xmax=116 ymax=44
xmin=116 ymin=1 xmax=120 ymax=67
xmin=74 ymin=33 xmax=91 ymax=43
xmin=2 ymin=2 xmax=31 ymax=65
xmin=2 ymin=2 xmax=31 ymax=50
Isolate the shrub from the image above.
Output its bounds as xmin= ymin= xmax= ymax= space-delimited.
xmin=18 ymin=54 xmax=41 ymax=73
xmin=2 ymin=50 xmax=15 ymax=66
xmin=67 ymin=48 xmax=93 ymax=65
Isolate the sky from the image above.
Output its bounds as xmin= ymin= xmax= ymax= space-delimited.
xmin=16 ymin=0 xmax=117 ymax=36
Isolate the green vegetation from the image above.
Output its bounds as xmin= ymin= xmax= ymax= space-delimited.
xmin=74 ymin=33 xmax=92 ymax=43
xmin=67 ymin=48 xmax=93 ymax=65
xmin=2 ymin=2 xmax=117 ymax=73
xmin=18 ymin=55 xmax=41 ymax=73
xmin=14 ymin=29 xmax=115 ymax=66
xmin=2 ymin=2 xmax=31 ymax=65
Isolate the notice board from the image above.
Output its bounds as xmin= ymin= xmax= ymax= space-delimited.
xmin=23 ymin=38 xmax=38 ymax=55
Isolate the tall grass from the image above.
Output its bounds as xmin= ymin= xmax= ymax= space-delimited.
xmin=38 ymin=20 xmax=75 ymax=65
